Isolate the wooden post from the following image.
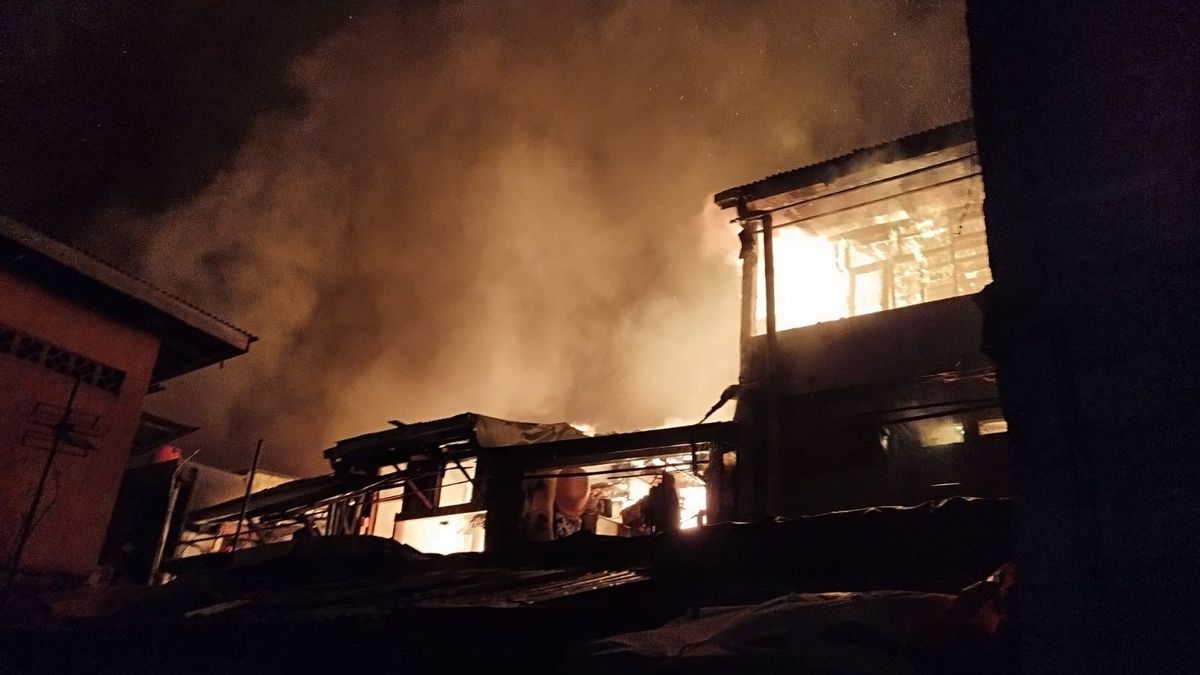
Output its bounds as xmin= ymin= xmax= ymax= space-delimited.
xmin=759 ymin=212 xmax=781 ymax=518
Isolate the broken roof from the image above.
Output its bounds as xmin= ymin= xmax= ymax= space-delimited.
xmin=193 ymin=419 xmax=737 ymax=525
xmin=324 ymin=412 xmax=587 ymax=471
xmin=503 ymin=421 xmax=739 ymax=469
xmin=0 ymin=217 xmax=255 ymax=382
xmin=713 ymin=119 xmax=975 ymax=211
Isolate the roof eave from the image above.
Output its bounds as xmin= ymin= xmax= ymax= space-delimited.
xmin=0 ymin=218 xmax=256 ymax=382
xmin=713 ymin=119 xmax=976 ymax=210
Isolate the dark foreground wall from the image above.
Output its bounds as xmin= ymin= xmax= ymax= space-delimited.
xmin=967 ymin=3 xmax=1200 ymax=672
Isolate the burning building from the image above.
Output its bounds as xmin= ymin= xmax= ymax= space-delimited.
xmin=713 ymin=119 xmax=1010 ymax=518
xmin=179 ymin=120 xmax=1006 ymax=557
xmin=184 ymin=413 xmax=738 ymax=556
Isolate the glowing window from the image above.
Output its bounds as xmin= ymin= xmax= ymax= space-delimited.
xmin=753 ymin=172 xmax=990 ymax=333
xmin=978 ymin=418 xmax=1009 ymax=436
xmin=438 ymin=457 xmax=476 ymax=507
xmin=370 ymin=464 xmax=407 ymax=538
xmin=393 ymin=511 xmax=485 ymax=555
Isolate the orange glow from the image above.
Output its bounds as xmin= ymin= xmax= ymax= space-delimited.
xmin=755 ymin=227 xmax=849 ymax=331
xmin=393 ymin=511 xmax=486 ymax=555
xmin=754 ymin=189 xmax=991 ymax=334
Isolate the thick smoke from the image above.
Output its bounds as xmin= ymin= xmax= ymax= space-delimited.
xmin=110 ymin=1 xmax=969 ymax=475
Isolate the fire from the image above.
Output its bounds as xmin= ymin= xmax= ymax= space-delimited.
xmin=753 ymin=206 xmax=977 ymax=333
xmin=569 ymin=421 xmax=597 ymax=436
xmin=755 ymin=226 xmax=849 ymax=332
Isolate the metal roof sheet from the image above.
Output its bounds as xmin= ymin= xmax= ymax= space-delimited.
xmin=713 ymin=119 xmax=975 ymax=209
xmin=0 ymin=217 xmax=256 ymax=381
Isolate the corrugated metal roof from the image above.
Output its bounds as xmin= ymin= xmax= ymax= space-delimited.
xmin=172 ymin=567 xmax=649 ymax=621
xmin=713 ymin=119 xmax=975 ymax=209
xmin=0 ymin=217 xmax=255 ymax=340
xmin=0 ymin=217 xmax=256 ymax=381
xmin=411 ymin=569 xmax=646 ymax=608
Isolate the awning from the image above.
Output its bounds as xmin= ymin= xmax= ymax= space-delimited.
xmin=130 ymin=412 xmax=199 ymax=456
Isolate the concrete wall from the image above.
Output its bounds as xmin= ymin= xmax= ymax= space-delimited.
xmin=0 ymin=268 xmax=159 ymax=580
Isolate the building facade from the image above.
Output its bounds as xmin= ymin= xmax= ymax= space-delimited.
xmin=0 ymin=218 xmax=253 ymax=586
xmin=714 ymin=120 xmax=1010 ymax=518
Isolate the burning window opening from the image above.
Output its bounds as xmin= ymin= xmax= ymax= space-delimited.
xmin=438 ymin=457 xmax=477 ymax=508
xmin=368 ymin=462 xmax=407 ymax=538
xmin=753 ymin=174 xmax=989 ymax=333
xmin=591 ymin=453 xmax=709 ymax=532
xmin=977 ymin=418 xmax=1009 ymax=436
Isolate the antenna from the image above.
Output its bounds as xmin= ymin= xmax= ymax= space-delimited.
xmin=2 ymin=376 xmax=83 ymax=608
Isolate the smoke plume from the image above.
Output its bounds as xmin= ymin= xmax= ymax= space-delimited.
xmin=103 ymin=1 xmax=969 ymax=475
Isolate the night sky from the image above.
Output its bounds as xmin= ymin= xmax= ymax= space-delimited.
xmin=1 ymin=1 xmax=373 ymax=235
xmin=1 ymin=1 xmax=971 ymax=474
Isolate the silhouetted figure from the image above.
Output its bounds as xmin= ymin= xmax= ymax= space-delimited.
xmin=641 ymin=473 xmax=681 ymax=534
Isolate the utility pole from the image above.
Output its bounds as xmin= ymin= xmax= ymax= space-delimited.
xmin=230 ymin=439 xmax=264 ymax=551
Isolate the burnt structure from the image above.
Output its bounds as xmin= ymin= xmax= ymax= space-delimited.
xmin=187 ymin=413 xmax=738 ymax=555
xmin=186 ymin=123 xmax=1013 ymax=553
xmin=714 ymin=120 xmax=1009 ymax=519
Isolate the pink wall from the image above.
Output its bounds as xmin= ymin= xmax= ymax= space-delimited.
xmin=0 ymin=269 xmax=159 ymax=579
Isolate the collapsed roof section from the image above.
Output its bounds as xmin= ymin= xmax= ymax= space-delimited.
xmin=324 ymin=412 xmax=587 ymax=472
xmin=194 ymin=413 xmax=589 ymax=525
